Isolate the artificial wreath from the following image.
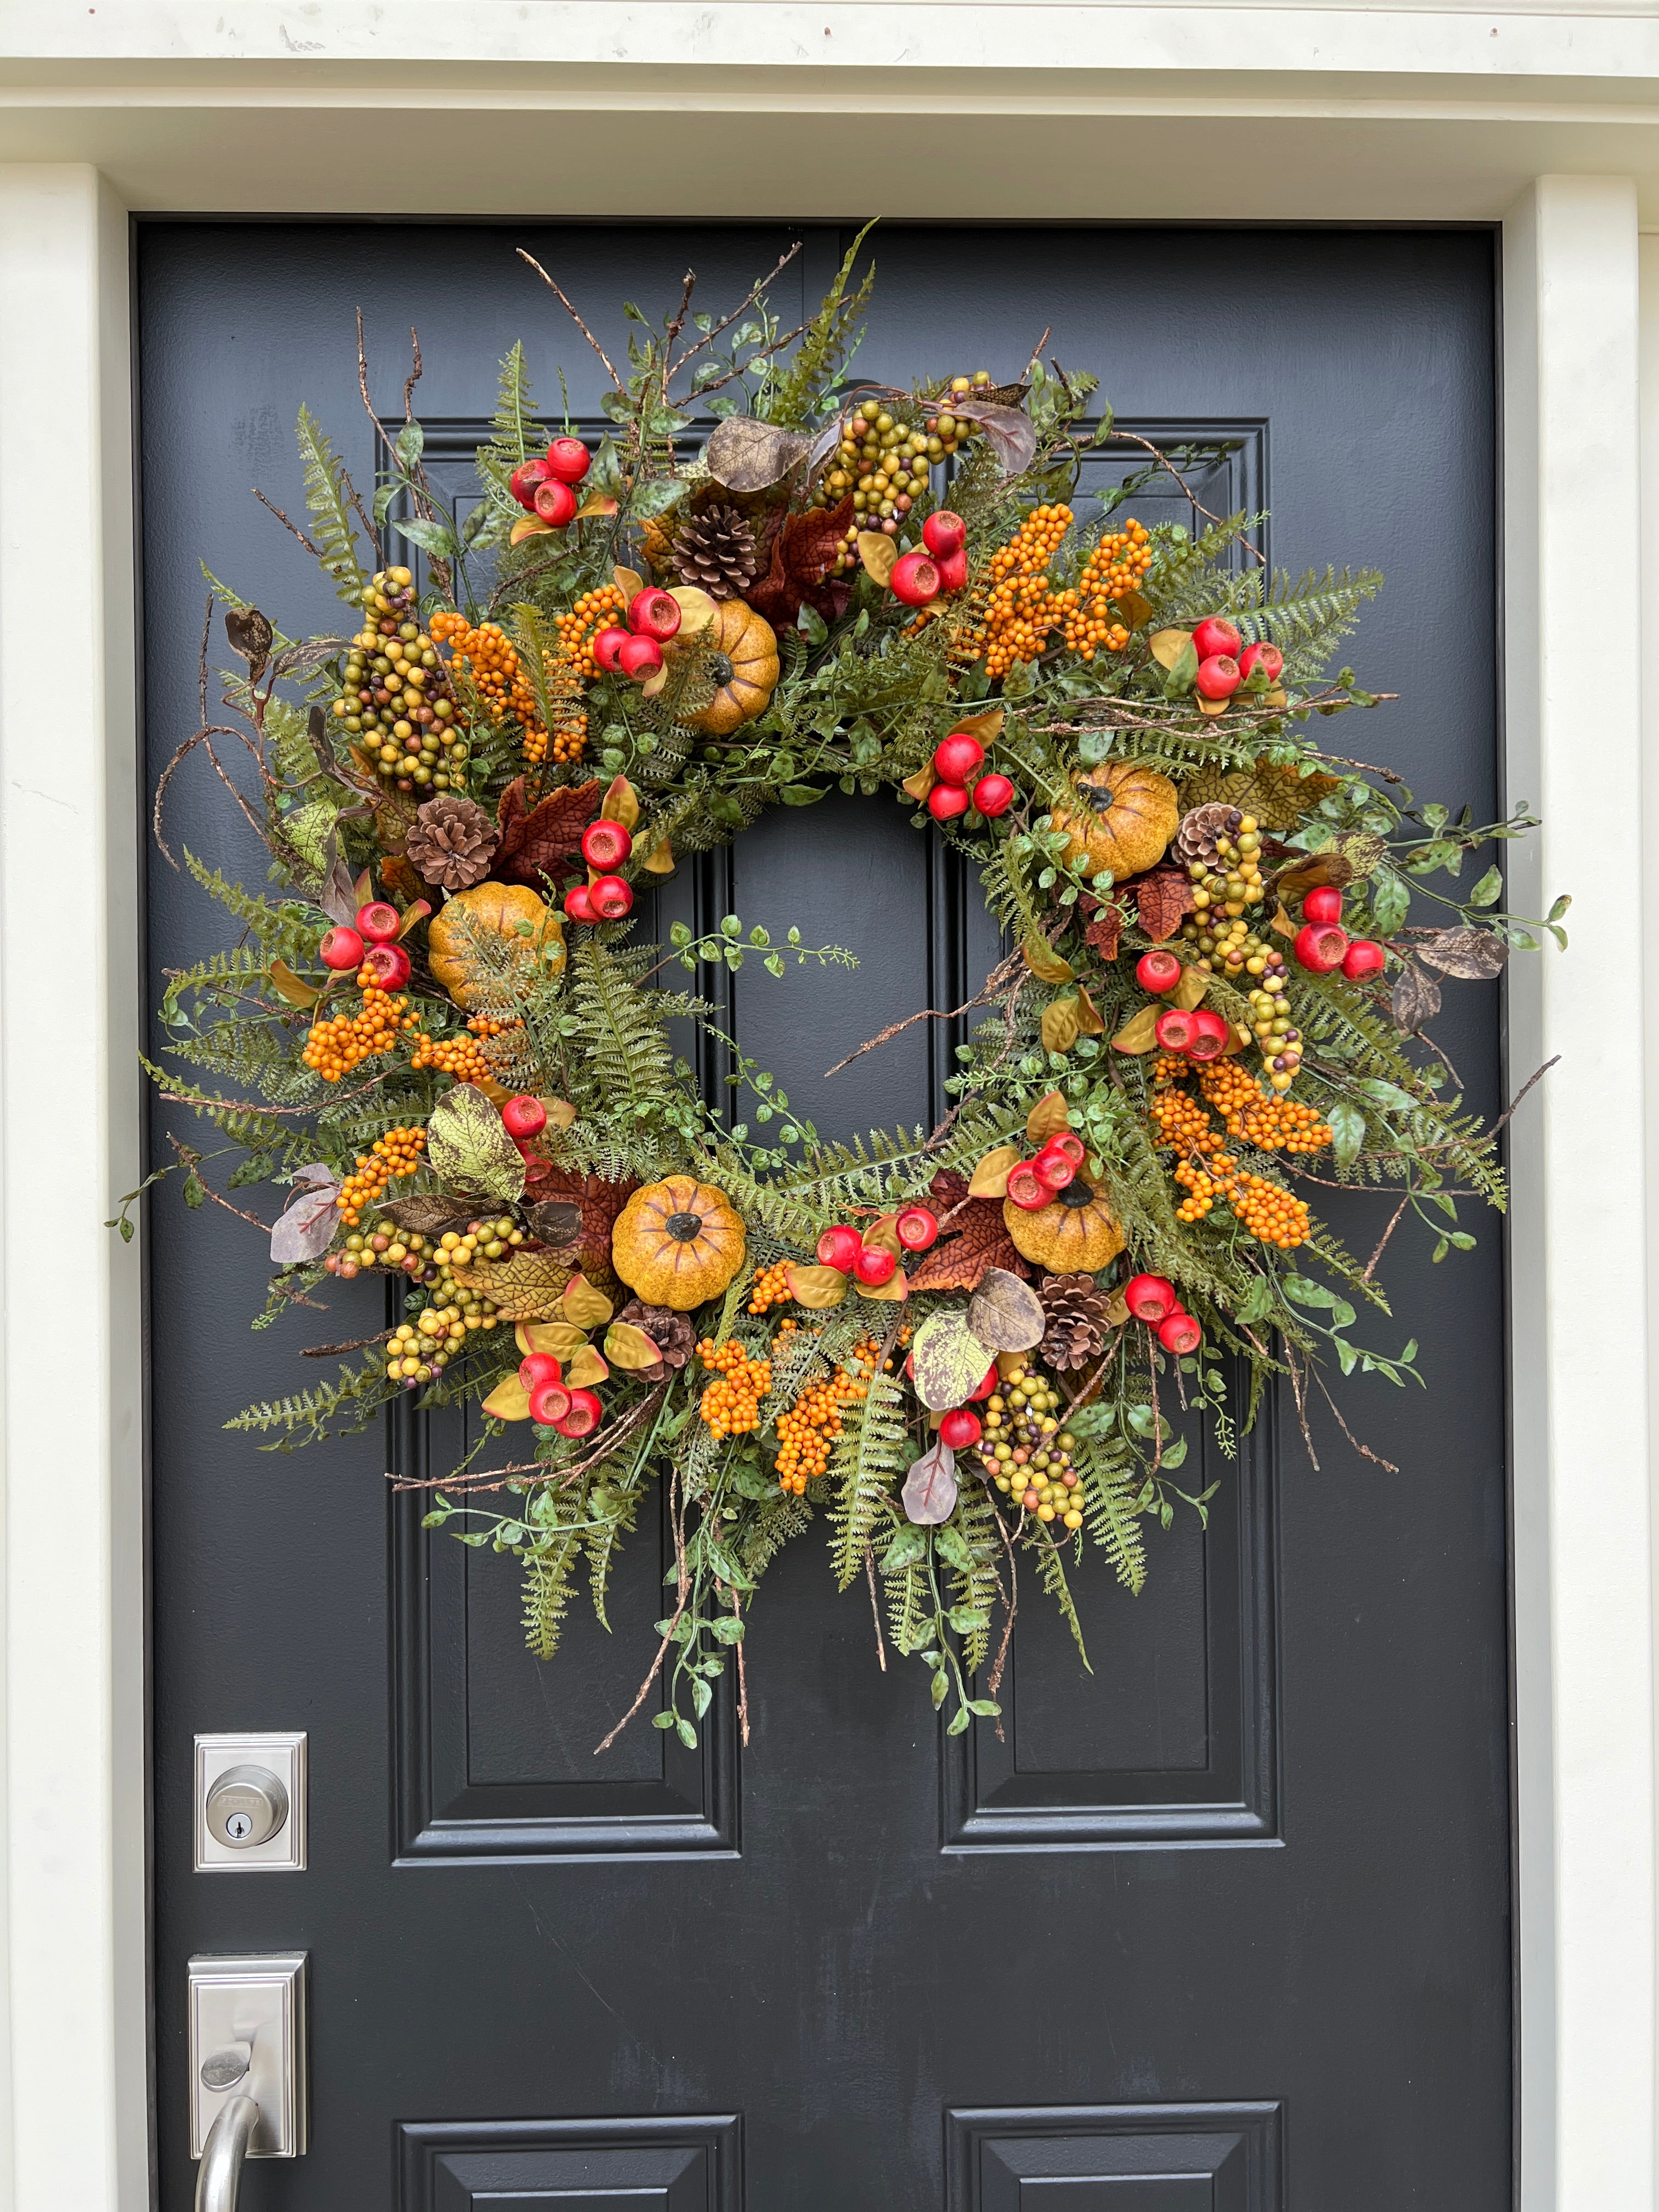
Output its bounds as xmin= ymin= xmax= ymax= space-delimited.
xmin=140 ymin=232 xmax=1562 ymax=1748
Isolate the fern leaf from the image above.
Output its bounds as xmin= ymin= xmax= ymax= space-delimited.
xmin=296 ymin=403 xmax=366 ymax=605
xmin=828 ymin=1367 xmax=907 ymax=1589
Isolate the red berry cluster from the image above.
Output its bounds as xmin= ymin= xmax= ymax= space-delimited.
xmin=318 ymin=900 xmax=410 ymax=989
xmin=509 ymin=436 xmax=592 ymax=530
xmin=891 ymin=511 xmax=971 ymax=608
xmin=1124 ymin=1270 xmax=1203 ymax=1355
xmin=1005 ymin=1128 xmax=1086 ymax=1210
xmin=592 ymin=585 xmax=682 ymax=687
xmin=1188 ymin=616 xmax=1284 ymax=705
xmin=563 ymin=818 xmax=637 ymax=927
xmin=815 ymin=1204 xmax=939 ymax=1289
xmin=926 ymin=729 xmax=1016 ymax=827
xmin=1291 ymin=884 xmax=1385 ymax=983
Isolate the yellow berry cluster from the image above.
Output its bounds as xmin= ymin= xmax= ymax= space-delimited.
xmin=384 ymin=1303 xmax=473 ymax=1383
xmin=976 ymin=505 xmax=1074 ymax=677
xmin=302 ymin=986 xmax=420 ymax=1081
xmin=774 ymin=1367 xmax=868 ymax=1495
xmin=554 ymin=585 xmax=628 ymax=679
xmin=696 ymin=1339 xmax=772 ymax=1437
xmin=335 ymin=1125 xmax=426 ymax=1226
xmin=1060 ymin=518 xmax=1152 ymax=658
xmin=747 ymin=1263 xmax=793 ymax=1315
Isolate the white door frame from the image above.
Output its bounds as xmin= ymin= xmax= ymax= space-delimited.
xmin=0 ymin=15 xmax=1654 ymax=2205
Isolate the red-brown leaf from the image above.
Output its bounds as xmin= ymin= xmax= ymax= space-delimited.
xmin=1084 ymin=902 xmax=1124 ymax=962
xmin=1132 ymin=867 xmax=1196 ymax=943
xmin=747 ymin=496 xmax=856 ymax=629
xmin=523 ymin=1165 xmax=639 ymax=1279
xmin=907 ymin=1168 xmax=1030 ymax=1293
xmin=493 ymin=777 xmax=601 ymax=888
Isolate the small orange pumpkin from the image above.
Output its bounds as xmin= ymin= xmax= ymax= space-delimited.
xmin=427 ymin=882 xmax=563 ymax=1011
xmin=1003 ymin=1176 xmax=1125 ymax=1274
xmin=1052 ymin=761 xmax=1180 ymax=880
xmin=611 ymin=1177 xmax=747 ymax=1310
xmin=681 ymin=600 xmax=780 ymax=736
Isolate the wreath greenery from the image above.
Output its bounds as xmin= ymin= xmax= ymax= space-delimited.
xmin=140 ymin=233 xmax=1562 ymax=1748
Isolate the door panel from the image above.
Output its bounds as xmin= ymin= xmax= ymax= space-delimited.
xmin=140 ymin=221 xmax=1508 ymax=2210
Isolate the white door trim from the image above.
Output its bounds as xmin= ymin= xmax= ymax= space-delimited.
xmin=0 ymin=36 xmax=1653 ymax=2205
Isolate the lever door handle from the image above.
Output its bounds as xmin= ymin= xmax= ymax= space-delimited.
xmin=194 ymin=2095 xmax=258 ymax=2212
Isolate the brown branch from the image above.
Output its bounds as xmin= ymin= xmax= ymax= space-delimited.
xmin=865 ymin=1549 xmax=888 ymax=1673
xmin=403 ymin=325 xmax=423 ymax=424
xmin=516 ymin=251 xmax=624 ymax=390
xmin=151 ymin=722 xmax=273 ymax=869
xmin=731 ymin=1581 xmax=752 ymax=1743
xmin=823 ymin=952 xmax=1019 ymax=1078
xmin=595 ymin=1464 xmax=688 ymax=1756
xmin=252 ymin=488 xmax=324 ymax=560
xmin=661 ymin=268 xmax=697 ymax=406
xmin=302 ymin=1330 xmax=394 ymax=1359
xmin=1313 ymin=1372 xmax=1399 ymax=1475
xmin=1284 ymin=1344 xmax=1320 ymax=1471
xmin=666 ymin=241 xmax=803 ymax=386
xmin=163 ymin=1134 xmax=271 ymax=1234
xmin=1361 ymin=1190 xmax=1412 ymax=1283
xmin=1109 ymin=429 xmax=1267 ymax=565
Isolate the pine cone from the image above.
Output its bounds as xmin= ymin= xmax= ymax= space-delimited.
xmin=404 ymin=794 xmax=499 ymax=890
xmin=1037 ymin=1272 xmax=1109 ymax=1372
xmin=672 ymin=503 xmax=759 ymax=600
xmin=1173 ymin=802 xmax=1242 ymax=871
xmin=613 ymin=1300 xmax=695 ymax=1372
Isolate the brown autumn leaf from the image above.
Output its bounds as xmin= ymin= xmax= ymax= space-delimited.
xmin=493 ymin=776 xmax=602 ymax=888
xmin=907 ymin=1170 xmax=1031 ymax=1293
xmin=526 ymin=1167 xmax=640 ymax=1279
xmin=224 ymin=604 xmax=274 ymax=680
xmin=747 ymin=495 xmax=856 ymax=629
xmin=1084 ymin=901 xmax=1124 ymax=963
xmin=1132 ymin=866 xmax=1197 ymax=943
xmin=1390 ymin=961 xmax=1442 ymax=1030
xmin=1413 ymin=926 xmax=1508 ymax=981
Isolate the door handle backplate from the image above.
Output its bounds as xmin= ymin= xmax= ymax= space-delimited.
xmin=187 ymin=1952 xmax=308 ymax=2158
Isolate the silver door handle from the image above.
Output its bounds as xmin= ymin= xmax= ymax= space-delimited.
xmin=194 ymin=2095 xmax=258 ymax=2212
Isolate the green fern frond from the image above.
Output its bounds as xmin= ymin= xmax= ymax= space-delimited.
xmin=828 ymin=1367 xmax=907 ymax=1589
xmin=225 ymin=1359 xmax=393 ymax=1448
xmin=183 ymin=849 xmax=326 ymax=967
xmin=1031 ymin=1533 xmax=1091 ymax=1671
xmin=296 ymin=404 xmax=367 ymax=604
xmin=769 ymin=219 xmax=878 ymax=430
xmin=1079 ymin=1440 xmax=1148 ymax=1594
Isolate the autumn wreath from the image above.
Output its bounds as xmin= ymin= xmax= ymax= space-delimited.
xmin=140 ymin=232 xmax=1561 ymax=1747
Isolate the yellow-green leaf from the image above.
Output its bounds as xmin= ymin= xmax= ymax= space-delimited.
xmin=1024 ymin=1091 xmax=1070 ymax=1144
xmin=856 ymin=1270 xmax=907 ymax=1302
xmin=1148 ymin=627 xmax=1193 ymax=671
xmin=1111 ymin=1004 xmax=1161 ymax=1054
xmin=602 ymin=775 xmax=640 ymax=831
xmin=268 ymin=959 xmax=322 ymax=1009
xmin=562 ymin=1276 xmax=614 ymax=1329
xmin=603 ymin=1322 xmax=661 ymax=1371
xmin=968 ymin=1144 xmax=1022 ymax=1199
xmin=516 ymin=1319 xmax=587 ymax=1362
xmin=858 ymin=532 xmax=898 ymax=587
xmin=564 ymin=1344 xmax=610 ymax=1388
xmin=785 ymin=1263 xmax=849 ymax=1309
xmin=1023 ymin=938 xmax=1074 ymax=985
xmin=482 ymin=1373 xmax=533 ymax=1421
xmin=1172 ymin=967 xmax=1209 ymax=1012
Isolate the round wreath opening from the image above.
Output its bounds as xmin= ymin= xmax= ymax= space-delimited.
xmin=144 ymin=232 xmax=1561 ymax=1750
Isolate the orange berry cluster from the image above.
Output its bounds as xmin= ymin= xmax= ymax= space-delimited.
xmin=554 ymin=584 xmax=628 ymax=679
xmin=1196 ymin=1062 xmax=1332 ymax=1155
xmin=410 ymin=1030 xmax=493 ymax=1084
xmin=466 ymin=1013 xmax=521 ymax=1039
xmin=695 ymin=1339 xmax=772 ymax=1438
xmin=977 ymin=504 xmax=1075 ymax=677
xmin=1229 ymin=1172 xmax=1312 ymax=1249
xmin=774 ymin=1366 xmax=868 ymax=1496
xmin=430 ymin=612 xmax=587 ymax=769
xmin=747 ymin=1262 xmax=793 ymax=1315
xmin=335 ymin=1126 xmax=426 ymax=1226
xmin=1151 ymin=1061 xmax=1316 ymax=1246
xmin=302 ymin=986 xmax=420 ymax=1081
xmin=1060 ymin=518 xmax=1152 ymax=658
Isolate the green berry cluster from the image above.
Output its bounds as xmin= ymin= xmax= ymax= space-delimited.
xmin=330 ymin=565 xmax=467 ymax=794
xmin=976 ymin=1360 xmax=1084 ymax=1530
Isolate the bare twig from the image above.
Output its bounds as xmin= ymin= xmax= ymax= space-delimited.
xmin=403 ymin=325 xmax=423 ymax=424
xmin=666 ymin=241 xmax=802 ymax=386
xmin=302 ymin=1330 xmax=393 ymax=1359
xmin=163 ymin=1133 xmax=271 ymax=1233
xmin=152 ymin=721 xmax=273 ymax=869
xmin=1361 ymin=1191 xmax=1412 ymax=1283
xmin=252 ymin=489 xmax=324 ymax=560
xmin=1313 ymin=1372 xmax=1400 ymax=1475
xmin=1109 ymin=429 xmax=1267 ymax=565
xmin=661 ymin=269 xmax=697 ymax=405
xmin=731 ymin=1581 xmax=751 ymax=1743
xmin=595 ymin=1464 xmax=689 ymax=1755
xmin=516 ymin=251 xmax=624 ymax=390
xmin=823 ymin=952 xmax=1019 ymax=1078
xmin=865 ymin=1549 xmax=888 ymax=1673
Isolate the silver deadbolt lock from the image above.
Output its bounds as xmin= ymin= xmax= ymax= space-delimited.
xmin=205 ymin=1765 xmax=289 ymax=1850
